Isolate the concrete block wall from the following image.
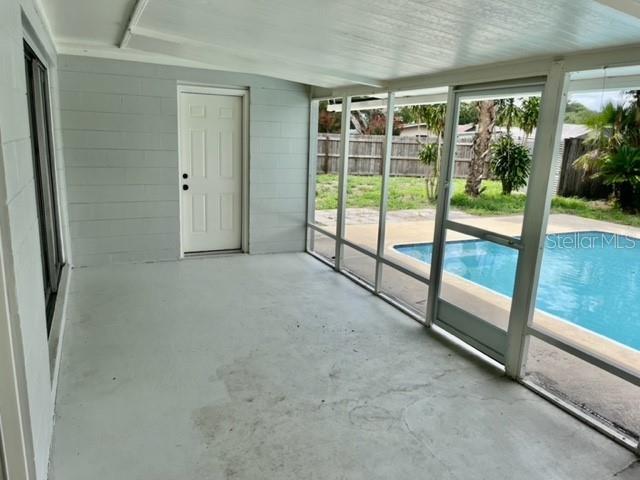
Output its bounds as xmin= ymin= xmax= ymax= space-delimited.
xmin=0 ymin=1 xmax=71 ymax=478
xmin=58 ymin=55 xmax=310 ymax=266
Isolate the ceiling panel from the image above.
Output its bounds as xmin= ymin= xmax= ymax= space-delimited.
xmin=45 ymin=0 xmax=640 ymax=87
xmin=47 ymin=0 xmax=137 ymax=45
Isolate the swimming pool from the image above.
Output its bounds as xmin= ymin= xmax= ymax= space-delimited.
xmin=395 ymin=231 xmax=640 ymax=351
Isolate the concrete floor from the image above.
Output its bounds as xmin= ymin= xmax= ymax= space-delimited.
xmin=50 ymin=253 xmax=638 ymax=479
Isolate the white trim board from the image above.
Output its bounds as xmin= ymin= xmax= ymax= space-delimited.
xmin=311 ymin=43 xmax=640 ymax=99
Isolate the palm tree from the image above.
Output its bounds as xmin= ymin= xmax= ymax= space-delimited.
xmin=466 ymin=100 xmax=496 ymax=196
xmin=597 ymin=145 xmax=640 ymax=211
xmin=519 ymin=96 xmax=540 ymax=143
xmin=574 ymin=92 xmax=640 ymax=211
xmin=575 ymin=102 xmax=627 ymax=173
xmin=496 ymin=98 xmax=520 ymax=135
xmin=410 ymin=104 xmax=447 ymax=201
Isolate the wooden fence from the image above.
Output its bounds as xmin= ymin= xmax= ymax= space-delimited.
xmin=317 ymin=133 xmax=491 ymax=178
xmin=557 ymin=137 xmax=610 ymax=199
xmin=316 ymin=133 xmax=597 ymax=197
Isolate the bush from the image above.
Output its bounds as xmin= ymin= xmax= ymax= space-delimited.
xmin=598 ymin=145 xmax=640 ymax=212
xmin=418 ymin=143 xmax=439 ymax=201
xmin=490 ymin=135 xmax=531 ymax=195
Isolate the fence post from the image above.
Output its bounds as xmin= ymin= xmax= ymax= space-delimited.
xmin=322 ymin=134 xmax=328 ymax=174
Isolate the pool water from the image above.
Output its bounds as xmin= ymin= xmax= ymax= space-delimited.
xmin=395 ymin=231 xmax=640 ymax=351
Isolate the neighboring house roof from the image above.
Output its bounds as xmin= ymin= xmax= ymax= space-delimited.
xmin=398 ymin=122 xmax=591 ymax=140
xmin=399 ymin=123 xmax=475 ymax=136
xmin=560 ymin=124 xmax=591 ymax=139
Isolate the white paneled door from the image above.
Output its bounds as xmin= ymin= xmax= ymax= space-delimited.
xmin=179 ymin=91 xmax=243 ymax=253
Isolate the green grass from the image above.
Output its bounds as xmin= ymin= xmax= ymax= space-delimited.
xmin=316 ymin=174 xmax=432 ymax=210
xmin=550 ymin=196 xmax=640 ymax=227
xmin=315 ymin=174 xmax=640 ymax=227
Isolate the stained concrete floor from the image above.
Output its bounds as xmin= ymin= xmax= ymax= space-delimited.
xmin=50 ymin=253 xmax=638 ymax=479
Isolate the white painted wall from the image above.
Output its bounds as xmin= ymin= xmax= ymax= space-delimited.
xmin=0 ymin=0 xmax=72 ymax=478
xmin=0 ymin=12 xmax=308 ymax=479
xmin=58 ymin=55 xmax=309 ymax=265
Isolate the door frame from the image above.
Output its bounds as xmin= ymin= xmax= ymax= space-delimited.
xmin=426 ymin=77 xmax=548 ymax=363
xmin=177 ymin=84 xmax=249 ymax=257
xmin=0 ymin=135 xmax=34 ymax=480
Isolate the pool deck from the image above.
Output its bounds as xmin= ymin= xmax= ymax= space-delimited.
xmin=313 ymin=208 xmax=640 ymax=436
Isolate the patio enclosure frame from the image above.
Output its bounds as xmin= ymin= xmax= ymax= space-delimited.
xmin=306 ymin=57 xmax=640 ymax=454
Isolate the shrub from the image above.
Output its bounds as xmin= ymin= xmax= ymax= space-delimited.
xmin=418 ymin=142 xmax=438 ymax=166
xmin=419 ymin=143 xmax=439 ymax=201
xmin=490 ymin=135 xmax=531 ymax=195
xmin=597 ymin=145 xmax=640 ymax=212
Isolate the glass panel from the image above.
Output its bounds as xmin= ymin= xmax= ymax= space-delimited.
xmin=380 ymin=264 xmax=428 ymax=315
xmin=448 ymin=90 xmax=542 ymax=238
xmin=382 ymin=88 xmax=448 ymax=278
xmin=24 ymin=42 xmax=63 ymax=335
xmin=438 ymin=229 xmax=515 ymax=331
xmin=342 ymin=245 xmax=376 ymax=286
xmin=531 ymin=69 xmax=640 ymax=384
xmin=525 ymin=337 xmax=640 ymax=442
xmin=343 ymin=97 xmax=387 ymax=252
xmin=308 ymin=228 xmax=335 ymax=265
xmin=312 ymin=98 xmax=342 ymax=234
xmin=434 ymin=85 xmax=545 ymax=342
xmin=531 ymin=231 xmax=640 ymax=370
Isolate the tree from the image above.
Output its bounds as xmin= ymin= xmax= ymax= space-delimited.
xmin=491 ymin=135 xmax=532 ymax=195
xmin=596 ymin=145 xmax=640 ymax=212
xmin=519 ymin=96 xmax=540 ymax=142
xmin=419 ymin=143 xmax=439 ymax=200
xmin=465 ymin=100 xmax=496 ymax=196
xmin=459 ymin=103 xmax=479 ymax=125
xmin=350 ymin=109 xmax=402 ymax=135
xmin=410 ymin=104 xmax=447 ymax=201
xmin=397 ymin=106 xmax=417 ymax=124
xmin=318 ymin=100 xmax=341 ymax=133
xmin=564 ymin=101 xmax=598 ymax=124
xmin=574 ymin=91 xmax=640 ymax=211
xmin=496 ymin=98 xmax=521 ymax=135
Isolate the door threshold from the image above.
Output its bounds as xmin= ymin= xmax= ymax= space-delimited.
xmin=183 ymin=249 xmax=244 ymax=259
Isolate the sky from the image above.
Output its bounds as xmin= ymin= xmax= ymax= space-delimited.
xmin=568 ymin=91 xmax=630 ymax=111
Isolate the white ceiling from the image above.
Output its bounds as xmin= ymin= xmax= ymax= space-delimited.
xmin=47 ymin=0 xmax=136 ymax=46
xmin=46 ymin=0 xmax=640 ymax=88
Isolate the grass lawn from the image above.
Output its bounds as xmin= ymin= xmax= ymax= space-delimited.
xmin=315 ymin=174 xmax=640 ymax=227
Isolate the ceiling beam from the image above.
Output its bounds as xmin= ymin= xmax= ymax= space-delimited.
xmin=322 ymin=74 xmax=640 ymax=107
xmin=569 ymin=74 xmax=640 ymax=92
xmin=58 ymin=41 xmax=219 ymax=70
xmin=126 ymin=31 xmax=356 ymax=87
xmin=127 ymin=26 xmax=385 ymax=88
xmin=328 ymin=92 xmax=449 ymax=111
xmin=119 ymin=0 xmax=150 ymax=48
xmin=313 ymin=43 xmax=640 ymax=99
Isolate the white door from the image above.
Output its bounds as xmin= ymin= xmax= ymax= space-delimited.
xmin=179 ymin=92 xmax=243 ymax=253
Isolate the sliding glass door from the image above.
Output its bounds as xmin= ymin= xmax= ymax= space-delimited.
xmin=24 ymin=41 xmax=63 ymax=334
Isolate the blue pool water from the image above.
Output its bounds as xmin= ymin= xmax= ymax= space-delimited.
xmin=395 ymin=231 xmax=640 ymax=351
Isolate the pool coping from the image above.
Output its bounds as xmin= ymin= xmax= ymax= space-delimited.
xmin=392 ymin=230 xmax=640 ymax=353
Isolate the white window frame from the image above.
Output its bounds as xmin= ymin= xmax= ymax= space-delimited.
xmin=305 ymin=56 xmax=640 ymax=454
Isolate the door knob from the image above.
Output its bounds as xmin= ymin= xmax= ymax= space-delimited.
xmin=182 ymin=184 xmax=189 ymax=191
